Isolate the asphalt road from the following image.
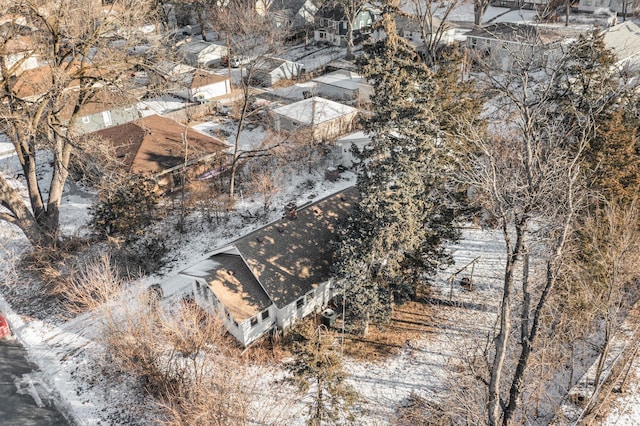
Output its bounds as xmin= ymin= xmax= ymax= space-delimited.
xmin=0 ymin=339 xmax=69 ymax=426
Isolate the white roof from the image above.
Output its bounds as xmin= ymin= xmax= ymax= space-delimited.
xmin=337 ymin=131 xmax=370 ymax=143
xmin=313 ymin=70 xmax=364 ymax=90
xmin=603 ymin=21 xmax=640 ymax=64
xmin=272 ymin=97 xmax=358 ymax=125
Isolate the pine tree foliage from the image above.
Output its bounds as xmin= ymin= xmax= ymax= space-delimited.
xmin=548 ymin=30 xmax=640 ymax=202
xmin=90 ymin=175 xmax=160 ymax=241
xmin=332 ymin=0 xmax=483 ymax=332
xmin=286 ymin=324 xmax=357 ymax=426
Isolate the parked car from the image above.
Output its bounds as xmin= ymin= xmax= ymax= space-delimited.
xmin=221 ymin=55 xmax=249 ymax=68
xmin=0 ymin=313 xmax=11 ymax=340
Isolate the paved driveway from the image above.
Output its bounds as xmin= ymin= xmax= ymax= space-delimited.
xmin=0 ymin=339 xmax=68 ymax=426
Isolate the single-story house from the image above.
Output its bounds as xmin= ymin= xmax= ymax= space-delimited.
xmin=272 ymin=96 xmax=359 ymax=142
xmin=155 ymin=62 xmax=231 ymax=102
xmin=577 ymin=0 xmax=640 ymax=16
xmin=88 ymin=114 xmax=228 ymax=192
xmin=312 ymin=69 xmax=373 ymax=103
xmin=61 ymin=90 xmax=141 ymax=135
xmin=602 ymin=21 xmax=640 ymax=72
xmin=334 ymin=130 xmax=371 ymax=168
xmin=251 ymin=56 xmax=305 ymax=86
xmin=178 ymin=40 xmax=227 ymax=68
xmin=490 ymin=0 xmax=550 ymax=10
xmin=465 ymin=23 xmax=563 ymax=71
xmin=178 ymin=186 xmax=358 ymax=347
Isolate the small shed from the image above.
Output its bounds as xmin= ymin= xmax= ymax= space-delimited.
xmin=252 ymin=56 xmax=305 ymax=87
xmin=178 ymin=40 xmax=227 ymax=68
xmin=313 ymin=70 xmax=373 ymax=103
xmin=335 ymin=131 xmax=371 ymax=168
xmin=272 ymin=96 xmax=358 ymax=142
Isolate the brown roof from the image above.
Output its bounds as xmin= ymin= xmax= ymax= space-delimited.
xmin=183 ymin=254 xmax=272 ymax=322
xmin=236 ymin=186 xmax=358 ymax=308
xmin=190 ymin=69 xmax=228 ymax=89
xmin=11 ymin=61 xmax=104 ymax=99
xmin=89 ymin=114 xmax=227 ymax=175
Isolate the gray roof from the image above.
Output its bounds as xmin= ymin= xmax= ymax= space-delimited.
xmin=236 ymin=187 xmax=357 ymax=308
xmin=603 ymin=21 xmax=640 ymax=64
xmin=194 ymin=187 xmax=357 ymax=310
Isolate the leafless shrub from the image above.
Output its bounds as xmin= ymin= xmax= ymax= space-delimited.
xmin=62 ymin=252 xmax=123 ymax=315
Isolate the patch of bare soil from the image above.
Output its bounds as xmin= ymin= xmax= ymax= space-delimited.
xmin=337 ymin=300 xmax=444 ymax=361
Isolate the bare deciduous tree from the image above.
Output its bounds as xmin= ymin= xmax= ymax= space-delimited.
xmin=0 ymin=0 xmax=160 ymax=247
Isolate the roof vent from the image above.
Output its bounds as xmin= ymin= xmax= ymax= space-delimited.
xmin=277 ymin=226 xmax=284 ymax=233
xmin=227 ymin=269 xmax=234 ymax=276
xmin=256 ymin=236 xmax=264 ymax=243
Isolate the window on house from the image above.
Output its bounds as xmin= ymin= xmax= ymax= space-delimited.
xmin=261 ymin=310 xmax=270 ymax=321
xmin=296 ymin=297 xmax=305 ymax=309
xmin=250 ymin=316 xmax=258 ymax=327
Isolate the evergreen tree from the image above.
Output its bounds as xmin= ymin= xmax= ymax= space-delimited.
xmin=548 ymin=30 xmax=640 ymax=202
xmin=287 ymin=324 xmax=357 ymax=426
xmin=332 ymin=0 xmax=482 ymax=334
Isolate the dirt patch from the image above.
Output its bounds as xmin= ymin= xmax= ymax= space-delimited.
xmin=336 ymin=300 xmax=443 ymax=361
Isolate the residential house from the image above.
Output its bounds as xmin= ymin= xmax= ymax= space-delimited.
xmin=372 ymin=14 xmax=457 ymax=52
xmin=177 ymin=40 xmax=227 ymax=68
xmin=490 ymin=0 xmax=550 ymax=9
xmin=152 ymin=62 xmax=231 ymax=103
xmin=312 ymin=69 xmax=373 ymax=103
xmin=177 ymin=187 xmax=358 ymax=347
xmin=577 ymin=0 xmax=640 ymax=17
xmin=88 ymin=114 xmax=228 ymax=192
xmin=269 ymin=0 xmax=320 ymax=32
xmin=251 ymin=56 xmax=305 ymax=86
xmin=62 ymin=90 xmax=141 ymax=135
xmin=313 ymin=3 xmax=377 ymax=46
xmin=272 ymin=96 xmax=359 ymax=142
xmin=602 ymin=21 xmax=640 ymax=72
xmin=465 ymin=23 xmax=563 ymax=70
xmin=0 ymin=19 xmax=40 ymax=78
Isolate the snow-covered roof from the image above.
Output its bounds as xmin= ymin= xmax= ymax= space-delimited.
xmin=603 ymin=21 xmax=640 ymax=64
xmin=336 ymin=130 xmax=371 ymax=144
xmin=272 ymin=97 xmax=358 ymax=125
xmin=312 ymin=70 xmax=365 ymax=91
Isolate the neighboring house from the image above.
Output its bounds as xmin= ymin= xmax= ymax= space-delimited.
xmin=62 ymin=90 xmax=141 ymax=135
xmin=89 ymin=114 xmax=228 ymax=192
xmin=0 ymin=31 xmax=39 ymax=77
xmin=269 ymin=0 xmax=320 ymax=30
xmin=312 ymin=69 xmax=373 ymax=103
xmin=577 ymin=0 xmax=640 ymax=16
xmin=335 ymin=130 xmax=371 ymax=168
xmin=313 ymin=3 xmax=377 ymax=46
xmin=272 ymin=96 xmax=359 ymax=142
xmin=178 ymin=187 xmax=358 ymax=347
xmin=252 ymin=56 xmax=305 ymax=86
xmin=465 ymin=23 xmax=563 ymax=70
xmin=177 ymin=40 xmax=227 ymax=68
xmin=153 ymin=62 xmax=232 ymax=102
xmin=602 ymin=21 xmax=640 ymax=72
xmin=490 ymin=0 xmax=550 ymax=9
xmin=372 ymin=14 xmax=457 ymax=51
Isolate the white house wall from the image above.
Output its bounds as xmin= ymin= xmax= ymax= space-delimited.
xmin=275 ymin=280 xmax=332 ymax=330
xmin=192 ymin=277 xmax=277 ymax=347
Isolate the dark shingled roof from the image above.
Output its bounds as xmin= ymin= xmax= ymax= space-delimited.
xmin=235 ymin=186 xmax=358 ymax=308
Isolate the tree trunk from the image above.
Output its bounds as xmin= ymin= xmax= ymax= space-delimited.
xmin=488 ymin=222 xmax=526 ymax=426
xmin=228 ymin=85 xmax=250 ymax=200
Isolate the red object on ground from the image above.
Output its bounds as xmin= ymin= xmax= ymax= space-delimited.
xmin=0 ymin=313 xmax=11 ymax=339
